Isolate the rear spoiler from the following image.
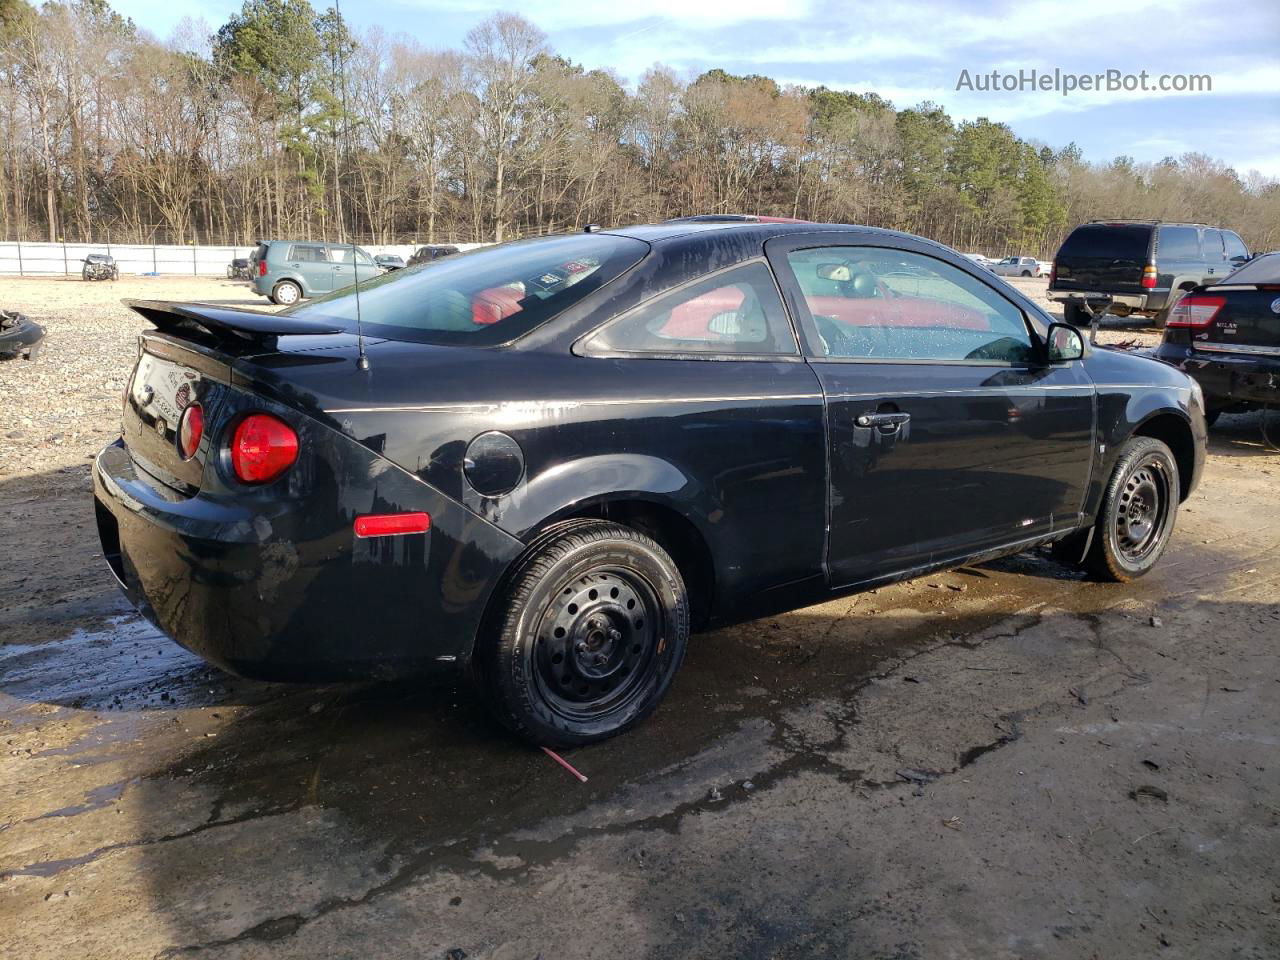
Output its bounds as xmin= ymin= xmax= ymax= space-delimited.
xmin=125 ymin=300 xmax=344 ymax=342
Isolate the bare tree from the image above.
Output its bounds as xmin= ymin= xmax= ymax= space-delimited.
xmin=464 ymin=12 xmax=546 ymax=242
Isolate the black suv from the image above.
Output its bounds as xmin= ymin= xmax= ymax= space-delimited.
xmin=1049 ymin=220 xmax=1250 ymax=328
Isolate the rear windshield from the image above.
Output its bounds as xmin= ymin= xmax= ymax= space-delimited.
xmin=286 ymin=234 xmax=648 ymax=345
xmin=1222 ymin=252 xmax=1280 ymax=285
xmin=1057 ymin=223 xmax=1152 ymax=261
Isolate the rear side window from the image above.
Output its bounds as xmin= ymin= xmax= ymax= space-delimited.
xmin=584 ymin=261 xmax=797 ymax=357
xmin=787 ymin=246 xmax=1035 ymax=364
xmin=1157 ymin=226 xmax=1201 ymax=260
xmin=288 ymin=243 xmax=328 ymax=262
xmin=287 ymin=234 xmax=648 ymax=345
xmin=1203 ymin=230 xmax=1227 ymax=262
xmin=1057 ymin=224 xmax=1152 ymax=261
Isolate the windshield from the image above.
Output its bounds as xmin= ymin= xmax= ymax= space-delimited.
xmin=286 ymin=234 xmax=648 ymax=345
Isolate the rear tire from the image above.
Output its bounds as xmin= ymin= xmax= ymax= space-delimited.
xmin=1062 ymin=300 xmax=1087 ymax=327
xmin=1021 ymin=270 xmax=1032 ymax=277
xmin=272 ymin=279 xmax=302 ymax=306
xmin=477 ymin=521 xmax=689 ymax=747
xmin=1204 ymin=409 xmax=1222 ymax=427
xmin=1084 ymin=437 xmax=1179 ymax=582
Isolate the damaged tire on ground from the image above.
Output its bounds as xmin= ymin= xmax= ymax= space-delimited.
xmin=0 ymin=309 xmax=44 ymax=361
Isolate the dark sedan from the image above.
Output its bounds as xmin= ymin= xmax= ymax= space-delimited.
xmin=93 ymin=221 xmax=1207 ymax=746
xmin=374 ymin=254 xmax=406 ymax=270
xmin=1153 ymin=252 xmax=1280 ymax=423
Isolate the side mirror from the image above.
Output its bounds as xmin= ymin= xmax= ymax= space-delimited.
xmin=1046 ymin=322 xmax=1084 ymax=362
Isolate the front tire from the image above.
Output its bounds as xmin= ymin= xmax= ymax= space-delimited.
xmin=1084 ymin=437 xmax=1179 ymax=582
xmin=478 ymin=521 xmax=690 ymax=747
xmin=272 ymin=279 xmax=302 ymax=305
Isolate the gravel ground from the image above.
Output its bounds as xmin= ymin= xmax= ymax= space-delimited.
xmin=0 ymin=276 xmax=278 ymax=479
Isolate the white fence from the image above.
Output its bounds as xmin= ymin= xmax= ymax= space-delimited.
xmin=0 ymin=241 xmax=486 ymax=277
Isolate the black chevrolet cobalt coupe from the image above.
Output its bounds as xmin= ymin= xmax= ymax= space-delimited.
xmin=94 ymin=221 xmax=1207 ymax=745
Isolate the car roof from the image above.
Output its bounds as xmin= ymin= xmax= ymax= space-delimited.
xmin=1085 ymin=219 xmax=1215 ymax=229
xmin=602 ymin=220 xmax=915 ymax=245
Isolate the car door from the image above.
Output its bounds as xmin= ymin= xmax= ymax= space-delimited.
xmin=288 ymin=243 xmax=332 ymax=293
xmin=1202 ymin=229 xmax=1229 ymax=284
xmin=576 ymin=258 xmax=828 ymax=609
xmin=1154 ymin=225 xmax=1203 ymax=293
xmin=766 ymin=233 xmax=1095 ymax=588
xmin=326 ymin=244 xmax=376 ymax=291
xmin=1223 ymin=231 xmax=1251 ymax=272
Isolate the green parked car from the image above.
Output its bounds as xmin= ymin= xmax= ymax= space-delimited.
xmin=250 ymin=240 xmax=382 ymax=305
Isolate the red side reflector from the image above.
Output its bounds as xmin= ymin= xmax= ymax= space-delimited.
xmin=354 ymin=512 xmax=431 ymax=538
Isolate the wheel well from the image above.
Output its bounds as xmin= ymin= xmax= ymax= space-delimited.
xmin=558 ymin=500 xmax=716 ymax=630
xmin=1134 ymin=414 xmax=1195 ymax=501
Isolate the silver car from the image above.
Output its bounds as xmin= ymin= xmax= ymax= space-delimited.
xmin=250 ymin=240 xmax=382 ymax=305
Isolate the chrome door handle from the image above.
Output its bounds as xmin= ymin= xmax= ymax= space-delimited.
xmin=856 ymin=412 xmax=910 ymax=428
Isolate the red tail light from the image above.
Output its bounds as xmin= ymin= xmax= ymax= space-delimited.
xmin=231 ymin=413 xmax=298 ymax=483
xmin=354 ymin=512 xmax=431 ymax=538
xmin=177 ymin=402 xmax=204 ymax=460
xmin=258 ymin=258 xmax=267 ymax=277
xmin=1049 ymin=262 xmax=1057 ymax=286
xmin=1141 ymin=265 xmax=1157 ymax=289
xmin=1167 ymin=294 xmax=1224 ymax=329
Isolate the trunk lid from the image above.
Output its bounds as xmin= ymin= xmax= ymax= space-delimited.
xmin=1192 ymin=288 xmax=1280 ymax=356
xmin=121 ymin=301 xmax=349 ymax=494
xmin=1051 ymin=223 xmax=1153 ymax=293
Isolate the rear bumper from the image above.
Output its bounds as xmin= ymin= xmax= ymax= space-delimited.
xmin=1153 ymin=343 xmax=1280 ymax=408
xmin=93 ymin=437 xmax=523 ymax=682
xmin=1047 ymin=289 xmax=1166 ymax=312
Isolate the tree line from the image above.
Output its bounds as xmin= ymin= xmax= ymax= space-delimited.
xmin=1 ymin=0 xmax=1276 ymax=257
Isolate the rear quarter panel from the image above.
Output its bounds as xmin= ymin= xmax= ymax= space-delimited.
xmin=298 ymin=346 xmax=830 ymax=623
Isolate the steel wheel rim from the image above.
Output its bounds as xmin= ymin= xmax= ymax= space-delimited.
xmin=1115 ymin=458 xmax=1170 ymax=563
xmin=531 ymin=566 xmax=663 ymax=722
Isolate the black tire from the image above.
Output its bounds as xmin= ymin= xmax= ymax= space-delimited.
xmin=272 ymin=279 xmax=302 ymax=306
xmin=1021 ymin=270 xmax=1032 ymax=277
xmin=477 ymin=521 xmax=689 ymax=747
xmin=1084 ymin=437 xmax=1179 ymax=582
xmin=1062 ymin=300 xmax=1088 ymax=327
xmin=1204 ymin=409 xmax=1222 ymax=427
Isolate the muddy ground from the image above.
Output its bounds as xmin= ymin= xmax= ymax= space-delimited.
xmin=1 ymin=275 xmax=1278 ymax=959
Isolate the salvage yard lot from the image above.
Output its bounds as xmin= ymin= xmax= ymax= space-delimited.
xmin=1 ymin=275 xmax=1278 ymax=958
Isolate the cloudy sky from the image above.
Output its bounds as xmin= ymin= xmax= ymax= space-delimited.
xmin=114 ymin=0 xmax=1280 ymax=177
